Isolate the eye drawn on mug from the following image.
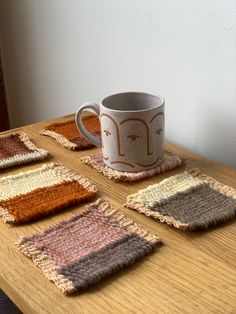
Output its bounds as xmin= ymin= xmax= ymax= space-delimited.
xmin=120 ymin=118 xmax=153 ymax=156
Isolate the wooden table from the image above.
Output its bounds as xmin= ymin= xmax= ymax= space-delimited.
xmin=1 ymin=114 xmax=236 ymax=314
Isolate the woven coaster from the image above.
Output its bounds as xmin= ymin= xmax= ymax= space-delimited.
xmin=40 ymin=115 xmax=100 ymax=150
xmin=125 ymin=168 xmax=236 ymax=231
xmin=0 ymin=163 xmax=97 ymax=224
xmin=81 ymin=152 xmax=183 ymax=182
xmin=16 ymin=198 xmax=160 ymax=294
xmin=0 ymin=132 xmax=48 ymax=170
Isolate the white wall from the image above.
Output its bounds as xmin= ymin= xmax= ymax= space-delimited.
xmin=0 ymin=0 xmax=236 ymax=168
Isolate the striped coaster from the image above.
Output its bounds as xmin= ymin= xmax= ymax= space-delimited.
xmin=0 ymin=132 xmax=48 ymax=170
xmin=81 ymin=152 xmax=183 ymax=182
xmin=16 ymin=199 xmax=160 ymax=294
xmin=0 ymin=163 xmax=97 ymax=224
xmin=125 ymin=168 xmax=236 ymax=230
xmin=40 ymin=115 xmax=100 ymax=150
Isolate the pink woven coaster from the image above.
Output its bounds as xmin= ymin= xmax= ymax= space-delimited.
xmin=81 ymin=152 xmax=183 ymax=182
xmin=16 ymin=199 xmax=160 ymax=294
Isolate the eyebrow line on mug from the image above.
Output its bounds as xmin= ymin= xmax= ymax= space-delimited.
xmin=150 ymin=112 xmax=164 ymax=123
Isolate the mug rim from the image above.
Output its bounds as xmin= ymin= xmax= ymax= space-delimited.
xmin=101 ymin=91 xmax=165 ymax=113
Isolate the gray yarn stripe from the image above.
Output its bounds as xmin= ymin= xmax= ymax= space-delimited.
xmin=57 ymin=233 xmax=155 ymax=291
xmin=149 ymin=184 xmax=236 ymax=230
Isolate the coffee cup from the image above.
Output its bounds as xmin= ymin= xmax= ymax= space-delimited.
xmin=75 ymin=92 xmax=165 ymax=172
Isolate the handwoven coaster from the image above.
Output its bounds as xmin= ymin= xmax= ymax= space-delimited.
xmin=0 ymin=163 xmax=97 ymax=224
xmin=0 ymin=132 xmax=48 ymax=170
xmin=81 ymin=152 xmax=183 ymax=182
xmin=40 ymin=115 xmax=100 ymax=150
xmin=16 ymin=198 xmax=160 ymax=294
xmin=125 ymin=168 xmax=236 ymax=231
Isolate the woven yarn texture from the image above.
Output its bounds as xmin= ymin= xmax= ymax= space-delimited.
xmin=81 ymin=152 xmax=183 ymax=182
xmin=40 ymin=115 xmax=100 ymax=150
xmin=0 ymin=163 xmax=97 ymax=224
xmin=16 ymin=199 xmax=160 ymax=294
xmin=125 ymin=168 xmax=236 ymax=230
xmin=0 ymin=132 xmax=48 ymax=169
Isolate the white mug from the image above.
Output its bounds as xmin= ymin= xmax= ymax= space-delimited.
xmin=75 ymin=92 xmax=165 ymax=172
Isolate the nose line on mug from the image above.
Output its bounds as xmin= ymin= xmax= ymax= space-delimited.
xmin=147 ymin=139 xmax=153 ymax=155
xmin=119 ymin=152 xmax=125 ymax=156
xmin=147 ymin=129 xmax=153 ymax=155
xmin=118 ymin=142 xmax=125 ymax=156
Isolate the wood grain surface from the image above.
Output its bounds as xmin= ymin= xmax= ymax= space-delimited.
xmin=0 ymin=114 xmax=236 ymax=314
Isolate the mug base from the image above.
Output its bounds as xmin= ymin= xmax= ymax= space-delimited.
xmin=104 ymin=155 xmax=165 ymax=173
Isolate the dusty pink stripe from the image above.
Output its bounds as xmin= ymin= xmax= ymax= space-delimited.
xmin=29 ymin=208 xmax=129 ymax=267
xmin=81 ymin=153 xmax=183 ymax=182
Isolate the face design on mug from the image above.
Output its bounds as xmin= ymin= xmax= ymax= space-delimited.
xmin=101 ymin=112 xmax=164 ymax=169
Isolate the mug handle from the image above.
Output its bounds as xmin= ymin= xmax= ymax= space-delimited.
xmin=75 ymin=102 xmax=102 ymax=148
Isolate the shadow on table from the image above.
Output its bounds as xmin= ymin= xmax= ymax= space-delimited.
xmin=0 ymin=290 xmax=22 ymax=314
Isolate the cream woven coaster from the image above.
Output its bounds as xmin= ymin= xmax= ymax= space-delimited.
xmin=81 ymin=152 xmax=183 ymax=182
xmin=125 ymin=168 xmax=236 ymax=230
xmin=0 ymin=132 xmax=48 ymax=170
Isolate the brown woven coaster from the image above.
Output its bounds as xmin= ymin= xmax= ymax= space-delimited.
xmin=0 ymin=132 xmax=48 ymax=170
xmin=125 ymin=168 xmax=236 ymax=231
xmin=16 ymin=198 xmax=160 ymax=294
xmin=81 ymin=152 xmax=183 ymax=182
xmin=0 ymin=163 xmax=97 ymax=224
xmin=40 ymin=115 xmax=100 ymax=150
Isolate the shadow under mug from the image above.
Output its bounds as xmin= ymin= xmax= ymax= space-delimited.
xmin=75 ymin=92 xmax=165 ymax=172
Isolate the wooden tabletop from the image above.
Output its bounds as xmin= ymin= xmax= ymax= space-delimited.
xmin=1 ymin=114 xmax=236 ymax=314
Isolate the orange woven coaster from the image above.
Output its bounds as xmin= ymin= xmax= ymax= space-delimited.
xmin=40 ymin=115 xmax=100 ymax=150
xmin=81 ymin=152 xmax=183 ymax=182
xmin=0 ymin=131 xmax=48 ymax=170
xmin=0 ymin=163 xmax=97 ymax=224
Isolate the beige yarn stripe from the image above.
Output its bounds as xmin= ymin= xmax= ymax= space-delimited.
xmin=40 ymin=130 xmax=77 ymax=150
xmin=0 ymin=151 xmax=46 ymax=168
xmin=126 ymin=171 xmax=204 ymax=208
xmin=0 ymin=163 xmax=97 ymax=201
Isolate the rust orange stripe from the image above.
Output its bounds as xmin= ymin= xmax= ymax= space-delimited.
xmin=0 ymin=181 xmax=95 ymax=223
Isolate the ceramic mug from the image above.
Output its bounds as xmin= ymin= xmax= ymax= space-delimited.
xmin=75 ymin=92 xmax=165 ymax=172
